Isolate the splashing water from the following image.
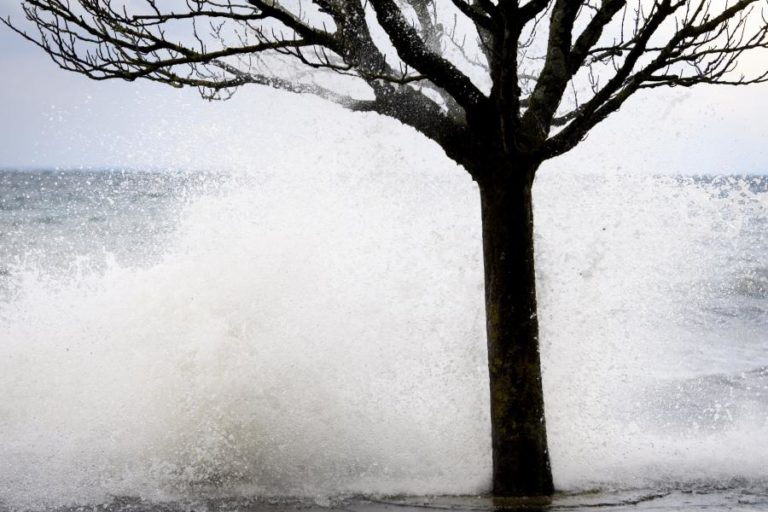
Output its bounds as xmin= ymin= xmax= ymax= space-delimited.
xmin=537 ymin=173 xmax=768 ymax=490
xmin=1 ymin=168 xmax=768 ymax=509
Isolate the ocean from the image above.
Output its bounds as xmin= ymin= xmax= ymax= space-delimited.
xmin=1 ymin=169 xmax=767 ymax=511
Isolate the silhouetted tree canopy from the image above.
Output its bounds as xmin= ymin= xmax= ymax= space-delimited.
xmin=6 ymin=1 xmax=768 ymax=176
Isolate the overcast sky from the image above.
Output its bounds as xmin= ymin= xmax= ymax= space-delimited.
xmin=2 ymin=0 xmax=768 ymax=175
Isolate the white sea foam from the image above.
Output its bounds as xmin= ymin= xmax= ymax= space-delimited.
xmin=0 ymin=168 xmax=488 ymax=509
xmin=2 ymin=166 xmax=768 ymax=509
xmin=537 ymin=172 xmax=768 ymax=490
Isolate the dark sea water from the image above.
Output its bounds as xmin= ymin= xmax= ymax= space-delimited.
xmin=1 ymin=170 xmax=768 ymax=511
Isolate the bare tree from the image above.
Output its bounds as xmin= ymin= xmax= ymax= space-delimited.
xmin=5 ymin=0 xmax=768 ymax=497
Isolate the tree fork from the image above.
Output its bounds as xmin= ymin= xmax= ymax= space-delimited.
xmin=479 ymin=167 xmax=553 ymax=497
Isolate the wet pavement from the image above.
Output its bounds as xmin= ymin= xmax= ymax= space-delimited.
xmin=20 ymin=490 xmax=768 ymax=512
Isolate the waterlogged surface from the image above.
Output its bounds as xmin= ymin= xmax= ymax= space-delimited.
xmin=1 ymin=169 xmax=768 ymax=510
xmin=2 ymin=490 xmax=768 ymax=512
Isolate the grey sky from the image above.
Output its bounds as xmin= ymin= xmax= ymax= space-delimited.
xmin=2 ymin=0 xmax=768 ymax=174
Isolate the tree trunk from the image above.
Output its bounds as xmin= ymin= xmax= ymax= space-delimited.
xmin=479 ymin=170 xmax=554 ymax=497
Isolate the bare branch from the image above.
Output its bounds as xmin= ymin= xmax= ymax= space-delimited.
xmin=5 ymin=0 xmax=768 ymax=176
xmin=368 ymin=0 xmax=487 ymax=110
xmin=541 ymin=0 xmax=768 ymax=159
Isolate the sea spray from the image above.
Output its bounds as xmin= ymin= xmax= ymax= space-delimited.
xmin=2 ymin=169 xmax=768 ymax=508
xmin=0 ymin=169 xmax=489 ymax=509
xmin=537 ymin=172 xmax=768 ymax=489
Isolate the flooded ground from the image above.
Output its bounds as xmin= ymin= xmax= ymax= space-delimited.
xmin=19 ymin=490 xmax=768 ymax=512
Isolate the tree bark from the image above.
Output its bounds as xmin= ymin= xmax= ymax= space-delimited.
xmin=479 ymin=168 xmax=554 ymax=497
